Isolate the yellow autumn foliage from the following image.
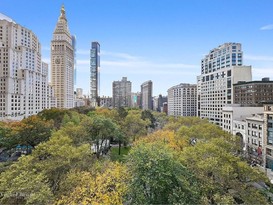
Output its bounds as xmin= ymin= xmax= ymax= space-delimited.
xmin=56 ymin=161 xmax=129 ymax=205
xmin=135 ymin=130 xmax=188 ymax=151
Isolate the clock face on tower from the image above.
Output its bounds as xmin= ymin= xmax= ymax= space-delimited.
xmin=55 ymin=58 xmax=60 ymax=64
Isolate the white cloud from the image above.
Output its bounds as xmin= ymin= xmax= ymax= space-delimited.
xmin=41 ymin=58 xmax=50 ymax=64
xmin=75 ymin=57 xmax=199 ymax=75
xmin=77 ymin=49 xmax=90 ymax=55
xmin=260 ymin=24 xmax=273 ymax=30
xmin=101 ymin=50 xmax=140 ymax=61
xmin=253 ymin=68 xmax=273 ymax=78
xmin=244 ymin=54 xmax=273 ymax=61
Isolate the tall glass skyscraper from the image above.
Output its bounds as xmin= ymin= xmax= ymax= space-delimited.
xmin=90 ymin=42 xmax=100 ymax=107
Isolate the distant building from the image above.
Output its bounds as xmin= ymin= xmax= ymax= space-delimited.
xmin=0 ymin=13 xmax=53 ymax=120
xmin=153 ymin=95 xmax=167 ymax=112
xmin=168 ymin=83 xmax=197 ymax=116
xmin=112 ymin=77 xmax=131 ymax=108
xmin=197 ymin=43 xmax=252 ymax=127
xmin=234 ymin=77 xmax=273 ymax=106
xmin=141 ymin=80 xmax=153 ymax=110
xmin=163 ymin=102 xmax=168 ymax=114
xmin=131 ymin=92 xmax=141 ymax=108
xmin=76 ymin=88 xmax=83 ymax=99
xmin=99 ymin=96 xmax=112 ymax=108
xmin=90 ymin=42 xmax=100 ymax=107
xmin=51 ymin=5 xmax=74 ymax=108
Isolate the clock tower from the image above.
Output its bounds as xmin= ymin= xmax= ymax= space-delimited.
xmin=51 ymin=5 xmax=74 ymax=108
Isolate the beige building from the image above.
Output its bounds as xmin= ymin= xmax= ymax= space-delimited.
xmin=168 ymin=83 xmax=197 ymax=116
xmin=0 ymin=13 xmax=53 ymax=120
xmin=51 ymin=5 xmax=74 ymax=108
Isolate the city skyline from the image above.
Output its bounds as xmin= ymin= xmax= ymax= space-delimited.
xmin=1 ymin=0 xmax=273 ymax=96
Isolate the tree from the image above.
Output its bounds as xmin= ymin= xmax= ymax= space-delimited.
xmin=126 ymin=142 xmax=201 ymax=204
xmin=56 ymin=161 xmax=129 ymax=205
xmin=0 ymin=169 xmax=53 ymax=205
xmin=141 ymin=110 xmax=156 ymax=129
xmin=8 ymin=115 xmax=53 ymax=148
xmin=180 ymin=137 xmax=269 ymax=204
xmin=38 ymin=108 xmax=69 ymax=129
xmin=123 ymin=111 xmax=149 ymax=143
xmin=82 ymin=116 xmax=119 ymax=158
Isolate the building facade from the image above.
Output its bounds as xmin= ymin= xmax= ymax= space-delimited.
xmin=153 ymin=94 xmax=167 ymax=112
xmin=245 ymin=114 xmax=264 ymax=165
xmin=131 ymin=92 xmax=141 ymax=108
xmin=197 ymin=43 xmax=252 ymax=127
xmin=0 ymin=13 xmax=53 ymax=120
xmin=222 ymin=105 xmax=263 ymax=133
xmin=263 ymin=104 xmax=273 ymax=172
xmin=234 ymin=78 xmax=273 ymax=106
xmin=99 ymin=96 xmax=113 ymax=108
xmin=112 ymin=77 xmax=131 ymax=108
xmin=90 ymin=42 xmax=100 ymax=107
xmin=51 ymin=5 xmax=74 ymax=108
xmin=168 ymin=83 xmax=197 ymax=116
xmin=141 ymin=80 xmax=153 ymax=110
xmin=71 ymin=35 xmax=77 ymax=86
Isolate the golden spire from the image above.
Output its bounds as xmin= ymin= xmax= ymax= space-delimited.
xmin=60 ymin=4 xmax=66 ymax=20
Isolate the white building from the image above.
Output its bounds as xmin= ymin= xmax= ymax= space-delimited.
xmin=51 ymin=5 xmax=74 ymax=108
xmin=167 ymin=83 xmax=197 ymax=116
xmin=197 ymin=43 xmax=252 ymax=127
xmin=0 ymin=13 xmax=53 ymax=120
xmin=222 ymin=104 xmax=263 ymax=133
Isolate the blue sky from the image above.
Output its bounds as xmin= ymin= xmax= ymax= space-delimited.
xmin=1 ymin=0 xmax=273 ymax=97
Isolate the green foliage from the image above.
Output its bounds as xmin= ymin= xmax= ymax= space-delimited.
xmin=126 ymin=142 xmax=201 ymax=204
xmin=70 ymin=106 xmax=95 ymax=115
xmin=15 ymin=115 xmax=53 ymax=147
xmin=180 ymin=137 xmax=269 ymax=204
xmin=141 ymin=110 xmax=156 ymax=128
xmin=0 ymin=169 xmax=53 ymax=205
xmin=82 ymin=116 xmax=119 ymax=158
xmin=38 ymin=108 xmax=69 ymax=129
xmin=110 ymin=146 xmax=131 ymax=162
xmin=122 ymin=111 xmax=149 ymax=143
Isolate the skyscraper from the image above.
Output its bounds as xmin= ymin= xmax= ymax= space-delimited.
xmin=112 ymin=77 xmax=131 ymax=108
xmin=197 ymin=43 xmax=252 ymax=127
xmin=51 ymin=5 xmax=74 ymax=108
xmin=90 ymin=42 xmax=100 ymax=107
xmin=0 ymin=13 xmax=52 ymax=120
xmin=141 ymin=80 xmax=153 ymax=110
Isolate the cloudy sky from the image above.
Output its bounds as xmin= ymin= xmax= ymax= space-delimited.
xmin=1 ymin=0 xmax=273 ymax=96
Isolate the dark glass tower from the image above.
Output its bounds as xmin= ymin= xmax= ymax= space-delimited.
xmin=90 ymin=42 xmax=100 ymax=106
